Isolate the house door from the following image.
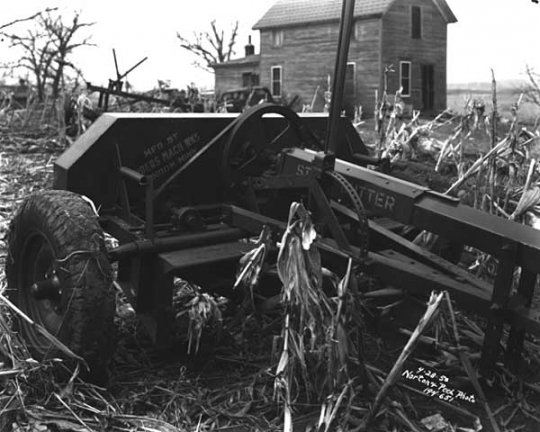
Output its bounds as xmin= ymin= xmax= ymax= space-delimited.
xmin=343 ymin=62 xmax=356 ymax=119
xmin=421 ymin=64 xmax=435 ymax=112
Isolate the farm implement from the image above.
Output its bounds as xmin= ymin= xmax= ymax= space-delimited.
xmin=5 ymin=0 xmax=540 ymax=387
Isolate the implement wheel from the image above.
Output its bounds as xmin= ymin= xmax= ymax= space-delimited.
xmin=5 ymin=190 xmax=115 ymax=383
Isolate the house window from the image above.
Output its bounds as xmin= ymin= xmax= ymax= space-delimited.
xmin=242 ymin=72 xmax=259 ymax=87
xmin=354 ymin=21 xmax=366 ymax=41
xmin=344 ymin=62 xmax=356 ymax=118
xmin=400 ymin=61 xmax=411 ymax=97
xmin=272 ymin=29 xmax=283 ymax=47
xmin=354 ymin=21 xmax=372 ymax=41
xmin=271 ymin=66 xmax=282 ymax=97
xmin=411 ymin=6 xmax=422 ymax=39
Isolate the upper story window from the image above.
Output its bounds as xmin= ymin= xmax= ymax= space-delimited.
xmin=271 ymin=66 xmax=282 ymax=97
xmin=354 ymin=21 xmax=367 ymax=41
xmin=272 ymin=29 xmax=283 ymax=47
xmin=400 ymin=61 xmax=411 ymax=97
xmin=411 ymin=6 xmax=422 ymax=39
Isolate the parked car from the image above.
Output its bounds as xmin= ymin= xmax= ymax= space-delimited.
xmin=217 ymin=87 xmax=276 ymax=113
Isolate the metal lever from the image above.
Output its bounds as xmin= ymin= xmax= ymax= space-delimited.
xmin=325 ymin=0 xmax=356 ymax=155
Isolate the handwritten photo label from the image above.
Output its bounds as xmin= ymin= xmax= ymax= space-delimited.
xmin=402 ymin=367 xmax=476 ymax=404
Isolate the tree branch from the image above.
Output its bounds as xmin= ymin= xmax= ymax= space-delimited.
xmin=177 ymin=31 xmax=218 ymax=66
xmin=177 ymin=20 xmax=239 ymax=68
xmin=226 ymin=21 xmax=239 ymax=61
xmin=0 ymin=7 xmax=57 ymax=31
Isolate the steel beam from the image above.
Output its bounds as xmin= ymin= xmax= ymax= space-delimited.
xmin=280 ymin=148 xmax=540 ymax=274
xmin=222 ymin=205 xmax=540 ymax=340
xmin=481 ymin=243 xmax=517 ymax=372
xmin=505 ymin=269 xmax=538 ymax=370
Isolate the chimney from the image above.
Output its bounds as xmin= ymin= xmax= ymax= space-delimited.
xmin=245 ymin=36 xmax=255 ymax=56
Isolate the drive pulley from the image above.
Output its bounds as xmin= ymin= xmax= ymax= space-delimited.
xmin=221 ymin=103 xmax=322 ymax=187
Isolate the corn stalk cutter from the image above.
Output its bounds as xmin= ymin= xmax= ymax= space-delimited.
xmin=6 ymin=1 xmax=540 ymax=383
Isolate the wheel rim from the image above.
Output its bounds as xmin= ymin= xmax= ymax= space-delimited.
xmin=222 ymin=103 xmax=322 ymax=187
xmin=19 ymin=231 xmax=64 ymax=355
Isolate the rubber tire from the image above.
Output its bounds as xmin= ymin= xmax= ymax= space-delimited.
xmin=5 ymin=190 xmax=115 ymax=384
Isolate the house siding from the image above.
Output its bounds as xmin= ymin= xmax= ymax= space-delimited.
xmin=381 ymin=0 xmax=448 ymax=113
xmin=214 ymin=63 xmax=260 ymax=97
xmin=349 ymin=18 xmax=382 ymax=116
xmin=259 ymin=18 xmax=381 ymax=114
xmin=259 ymin=23 xmax=340 ymax=111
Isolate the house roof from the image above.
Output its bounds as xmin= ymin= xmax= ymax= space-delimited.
xmin=253 ymin=0 xmax=394 ymax=28
xmin=253 ymin=0 xmax=456 ymax=29
xmin=432 ymin=0 xmax=457 ymax=24
xmin=211 ymin=54 xmax=260 ymax=68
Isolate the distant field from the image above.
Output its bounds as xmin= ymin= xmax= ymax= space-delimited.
xmin=447 ymin=88 xmax=540 ymax=125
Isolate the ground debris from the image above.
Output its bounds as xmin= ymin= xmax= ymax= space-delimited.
xmin=421 ymin=413 xmax=450 ymax=431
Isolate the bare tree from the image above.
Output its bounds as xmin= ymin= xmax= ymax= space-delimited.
xmin=177 ymin=20 xmax=239 ymax=71
xmin=1 ymin=10 xmax=94 ymax=100
xmin=43 ymin=13 xmax=94 ymax=98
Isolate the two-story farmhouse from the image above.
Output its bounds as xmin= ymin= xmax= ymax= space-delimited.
xmin=212 ymin=0 xmax=457 ymax=116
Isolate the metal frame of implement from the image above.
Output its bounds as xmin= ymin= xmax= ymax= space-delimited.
xmin=51 ymin=0 xmax=540 ymax=374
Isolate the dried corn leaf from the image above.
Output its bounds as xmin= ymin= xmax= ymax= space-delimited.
xmin=511 ymin=186 xmax=540 ymax=220
xmin=234 ymin=225 xmax=272 ymax=289
xmin=362 ymin=291 xmax=445 ymax=428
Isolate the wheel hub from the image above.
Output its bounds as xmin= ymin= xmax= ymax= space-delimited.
xmin=20 ymin=233 xmax=64 ymax=346
xmin=31 ymin=273 xmax=62 ymax=301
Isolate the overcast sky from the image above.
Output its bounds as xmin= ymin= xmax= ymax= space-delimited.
xmin=1 ymin=0 xmax=539 ymax=91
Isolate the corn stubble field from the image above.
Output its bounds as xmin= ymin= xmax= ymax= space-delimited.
xmin=1 ymin=85 xmax=540 ymax=432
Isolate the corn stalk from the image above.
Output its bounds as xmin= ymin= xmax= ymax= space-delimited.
xmin=360 ymin=291 xmax=444 ymax=430
xmin=272 ymin=202 xmax=364 ymax=431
